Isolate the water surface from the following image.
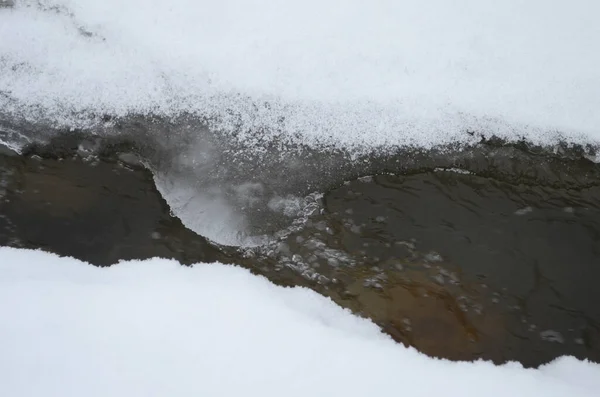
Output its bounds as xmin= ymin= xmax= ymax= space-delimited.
xmin=1 ymin=139 xmax=598 ymax=367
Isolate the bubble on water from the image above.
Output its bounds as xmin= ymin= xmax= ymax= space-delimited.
xmin=327 ymin=257 xmax=340 ymax=267
xmin=150 ymin=231 xmax=161 ymax=240
xmin=268 ymin=194 xmax=303 ymax=217
xmin=540 ymin=330 xmax=565 ymax=344
xmin=424 ymin=251 xmax=443 ymax=262
xmin=514 ymin=206 xmax=533 ymax=215
xmin=314 ymin=221 xmax=329 ymax=231
xmin=434 ymin=167 xmax=473 ymax=175
xmin=350 ymin=224 xmax=362 ymax=234
xmin=283 ymin=259 xmax=329 ymax=284
xmin=304 ymin=238 xmax=324 ymax=250
xmin=432 ymin=274 xmax=445 ymax=285
xmin=363 ymin=277 xmax=384 ymax=290
xmin=276 ymin=242 xmax=290 ymax=255
xmin=439 ymin=268 xmax=459 ymax=284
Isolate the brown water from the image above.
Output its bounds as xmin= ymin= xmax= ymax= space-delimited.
xmin=0 ymin=145 xmax=599 ymax=368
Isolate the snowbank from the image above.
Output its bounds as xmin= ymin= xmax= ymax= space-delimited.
xmin=1 ymin=0 xmax=599 ymax=150
xmin=0 ymin=246 xmax=599 ymax=396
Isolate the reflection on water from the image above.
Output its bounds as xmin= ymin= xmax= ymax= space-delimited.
xmin=0 ymin=143 xmax=599 ymax=367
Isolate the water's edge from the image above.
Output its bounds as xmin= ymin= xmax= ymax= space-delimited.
xmin=1 ymin=133 xmax=599 ymax=367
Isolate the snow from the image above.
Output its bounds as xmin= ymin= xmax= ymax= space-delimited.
xmin=1 ymin=0 xmax=599 ymax=151
xmin=0 ymin=246 xmax=599 ymax=397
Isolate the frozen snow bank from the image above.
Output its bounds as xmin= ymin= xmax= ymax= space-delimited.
xmin=0 ymin=247 xmax=599 ymax=397
xmin=1 ymin=0 xmax=599 ymax=150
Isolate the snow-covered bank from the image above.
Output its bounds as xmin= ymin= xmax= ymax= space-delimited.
xmin=0 ymin=247 xmax=599 ymax=397
xmin=3 ymin=0 xmax=599 ymax=246
xmin=1 ymin=0 xmax=599 ymax=150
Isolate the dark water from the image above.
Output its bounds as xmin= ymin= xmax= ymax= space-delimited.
xmin=4 ymin=116 xmax=598 ymax=246
xmin=0 ymin=135 xmax=599 ymax=368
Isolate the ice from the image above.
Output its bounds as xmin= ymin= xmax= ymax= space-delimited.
xmin=1 ymin=246 xmax=600 ymax=396
xmin=151 ymin=174 xmax=265 ymax=246
xmin=1 ymin=0 xmax=599 ymax=152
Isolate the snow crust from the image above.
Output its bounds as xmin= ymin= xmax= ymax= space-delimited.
xmin=1 ymin=0 xmax=599 ymax=151
xmin=0 ymin=247 xmax=599 ymax=397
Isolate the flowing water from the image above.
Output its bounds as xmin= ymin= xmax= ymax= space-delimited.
xmin=1 ymin=129 xmax=598 ymax=368
xmin=2 ymin=0 xmax=600 ymax=387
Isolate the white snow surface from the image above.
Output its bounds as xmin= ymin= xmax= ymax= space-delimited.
xmin=0 ymin=247 xmax=599 ymax=397
xmin=1 ymin=0 xmax=599 ymax=151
